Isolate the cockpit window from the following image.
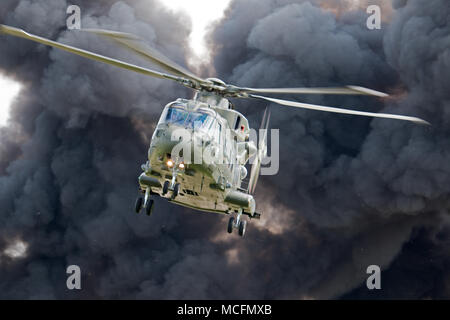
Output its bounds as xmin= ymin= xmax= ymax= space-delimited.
xmin=163 ymin=107 xmax=213 ymax=132
xmin=165 ymin=107 xmax=188 ymax=126
xmin=186 ymin=112 xmax=213 ymax=131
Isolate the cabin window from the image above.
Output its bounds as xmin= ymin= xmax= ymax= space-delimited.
xmin=217 ymin=122 xmax=222 ymax=144
xmin=234 ymin=116 xmax=241 ymax=130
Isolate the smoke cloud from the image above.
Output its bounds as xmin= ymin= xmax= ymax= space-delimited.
xmin=1 ymin=0 xmax=449 ymax=299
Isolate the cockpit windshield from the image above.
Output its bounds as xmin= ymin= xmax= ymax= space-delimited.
xmin=163 ymin=107 xmax=214 ymax=132
xmin=165 ymin=107 xmax=188 ymax=126
xmin=186 ymin=112 xmax=213 ymax=130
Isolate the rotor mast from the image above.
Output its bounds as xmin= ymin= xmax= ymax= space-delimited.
xmin=193 ymin=78 xmax=232 ymax=109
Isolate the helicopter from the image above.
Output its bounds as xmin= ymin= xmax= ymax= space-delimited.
xmin=0 ymin=24 xmax=429 ymax=237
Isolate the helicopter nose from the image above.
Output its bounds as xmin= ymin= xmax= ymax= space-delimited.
xmin=151 ymin=126 xmax=209 ymax=164
xmin=150 ymin=126 xmax=195 ymax=161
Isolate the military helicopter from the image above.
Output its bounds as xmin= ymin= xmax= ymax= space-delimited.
xmin=0 ymin=24 xmax=429 ymax=237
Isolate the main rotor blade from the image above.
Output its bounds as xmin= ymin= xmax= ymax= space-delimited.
xmin=0 ymin=24 xmax=185 ymax=83
xmin=250 ymin=94 xmax=430 ymax=125
xmin=82 ymin=28 xmax=210 ymax=86
xmin=241 ymin=86 xmax=388 ymax=97
xmin=249 ymin=107 xmax=270 ymax=194
xmin=259 ymin=107 xmax=270 ymax=155
xmin=248 ymin=160 xmax=261 ymax=195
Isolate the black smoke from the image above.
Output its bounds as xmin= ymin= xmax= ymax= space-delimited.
xmin=0 ymin=0 xmax=449 ymax=299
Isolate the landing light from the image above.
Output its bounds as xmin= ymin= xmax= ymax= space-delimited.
xmin=179 ymin=163 xmax=185 ymax=169
xmin=167 ymin=159 xmax=174 ymax=168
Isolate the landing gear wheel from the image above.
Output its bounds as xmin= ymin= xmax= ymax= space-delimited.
xmin=135 ymin=197 xmax=143 ymax=213
xmin=171 ymin=183 xmax=180 ymax=199
xmin=162 ymin=181 xmax=170 ymax=195
xmin=238 ymin=220 xmax=247 ymax=237
xmin=227 ymin=217 xmax=235 ymax=234
xmin=145 ymin=199 xmax=154 ymax=216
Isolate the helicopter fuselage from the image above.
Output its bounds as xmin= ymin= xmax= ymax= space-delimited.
xmin=138 ymin=93 xmax=258 ymax=217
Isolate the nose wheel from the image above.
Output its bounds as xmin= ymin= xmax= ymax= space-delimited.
xmin=227 ymin=210 xmax=247 ymax=237
xmin=163 ymin=180 xmax=180 ymax=200
xmin=171 ymin=183 xmax=180 ymax=199
xmin=162 ymin=181 xmax=170 ymax=195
